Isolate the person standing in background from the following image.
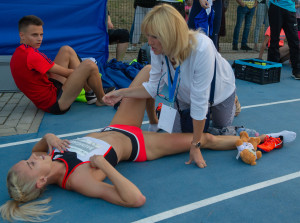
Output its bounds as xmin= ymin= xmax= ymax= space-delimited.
xmin=253 ymin=0 xmax=269 ymax=51
xmin=296 ymin=0 xmax=300 ymax=40
xmin=107 ymin=12 xmax=130 ymax=61
xmin=267 ymin=0 xmax=300 ymax=79
xmin=232 ymin=0 xmax=257 ymax=51
xmin=185 ymin=0 xmax=193 ymax=22
xmin=128 ymin=0 xmax=156 ymax=51
xmin=218 ymin=0 xmax=229 ymax=51
xmin=188 ymin=0 xmax=223 ymax=50
xmin=157 ymin=0 xmax=186 ymax=17
xmin=211 ymin=0 xmax=223 ymax=50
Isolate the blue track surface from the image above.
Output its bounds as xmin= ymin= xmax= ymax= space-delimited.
xmin=0 ymin=62 xmax=299 ymax=223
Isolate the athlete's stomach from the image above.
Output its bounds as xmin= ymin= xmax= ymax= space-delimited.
xmin=86 ymin=131 xmax=132 ymax=161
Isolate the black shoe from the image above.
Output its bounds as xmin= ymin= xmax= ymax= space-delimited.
xmin=232 ymin=45 xmax=238 ymax=51
xmin=85 ymin=91 xmax=97 ymax=105
xmin=240 ymin=45 xmax=252 ymax=51
xmin=292 ymin=73 xmax=300 ymax=80
xmin=103 ymin=86 xmax=116 ymax=94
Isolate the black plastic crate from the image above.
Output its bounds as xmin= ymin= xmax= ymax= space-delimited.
xmin=234 ymin=58 xmax=282 ymax=85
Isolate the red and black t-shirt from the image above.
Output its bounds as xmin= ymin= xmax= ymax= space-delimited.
xmin=10 ymin=44 xmax=56 ymax=111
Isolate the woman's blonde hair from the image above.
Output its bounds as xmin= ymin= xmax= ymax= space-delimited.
xmin=141 ymin=3 xmax=198 ymax=66
xmin=0 ymin=167 xmax=59 ymax=222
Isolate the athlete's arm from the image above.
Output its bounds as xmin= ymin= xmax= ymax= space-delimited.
xmin=103 ymin=85 xmax=151 ymax=106
xmin=71 ymin=155 xmax=146 ymax=207
xmin=32 ymin=133 xmax=70 ymax=155
xmin=47 ymin=63 xmax=74 ymax=78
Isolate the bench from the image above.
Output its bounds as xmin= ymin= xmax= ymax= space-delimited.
xmin=0 ymin=55 xmax=20 ymax=92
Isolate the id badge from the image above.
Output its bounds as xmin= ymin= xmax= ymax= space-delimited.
xmin=158 ymin=104 xmax=179 ymax=133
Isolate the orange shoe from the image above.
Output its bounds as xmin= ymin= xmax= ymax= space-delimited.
xmin=257 ymin=135 xmax=283 ymax=153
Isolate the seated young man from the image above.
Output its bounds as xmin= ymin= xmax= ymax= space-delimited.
xmin=10 ymin=15 xmax=114 ymax=115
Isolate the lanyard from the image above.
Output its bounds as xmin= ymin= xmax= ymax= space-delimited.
xmin=165 ymin=56 xmax=180 ymax=102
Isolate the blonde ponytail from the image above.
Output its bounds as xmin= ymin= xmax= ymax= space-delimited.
xmin=0 ymin=168 xmax=60 ymax=222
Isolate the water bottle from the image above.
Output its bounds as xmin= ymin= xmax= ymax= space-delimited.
xmin=236 ymin=127 xmax=259 ymax=137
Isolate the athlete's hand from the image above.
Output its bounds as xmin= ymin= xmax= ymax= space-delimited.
xmin=44 ymin=133 xmax=70 ymax=155
xmin=185 ymin=146 xmax=207 ymax=168
xmin=102 ymin=90 xmax=123 ymax=106
xmin=89 ymin=155 xmax=106 ymax=169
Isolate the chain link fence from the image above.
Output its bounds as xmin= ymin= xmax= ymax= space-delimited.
xmin=107 ymin=0 xmax=268 ymax=61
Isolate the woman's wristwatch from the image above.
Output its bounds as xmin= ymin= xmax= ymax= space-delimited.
xmin=191 ymin=141 xmax=201 ymax=148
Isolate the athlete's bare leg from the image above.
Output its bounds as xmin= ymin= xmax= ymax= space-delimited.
xmin=50 ymin=46 xmax=93 ymax=92
xmin=144 ymin=132 xmax=267 ymax=160
xmin=58 ymin=60 xmax=105 ymax=110
xmin=110 ymin=65 xmax=158 ymax=126
xmin=48 ymin=46 xmax=80 ymax=83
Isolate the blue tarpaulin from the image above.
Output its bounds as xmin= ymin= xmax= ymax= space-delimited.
xmin=0 ymin=0 xmax=109 ymax=65
xmin=100 ymin=59 xmax=144 ymax=89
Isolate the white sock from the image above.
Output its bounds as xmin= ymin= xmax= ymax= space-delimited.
xmin=148 ymin=124 xmax=159 ymax=132
xmin=267 ymin=130 xmax=296 ymax=143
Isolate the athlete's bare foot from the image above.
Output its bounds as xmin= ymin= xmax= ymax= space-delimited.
xmin=96 ymin=100 xmax=107 ymax=106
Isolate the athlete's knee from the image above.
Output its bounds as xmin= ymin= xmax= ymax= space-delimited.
xmin=81 ymin=59 xmax=98 ymax=73
xmin=130 ymin=65 xmax=151 ymax=87
xmin=59 ymin=45 xmax=74 ymax=54
xmin=144 ymin=64 xmax=151 ymax=73
xmin=57 ymin=45 xmax=77 ymax=60
xmin=202 ymin=133 xmax=217 ymax=148
xmin=138 ymin=65 xmax=151 ymax=80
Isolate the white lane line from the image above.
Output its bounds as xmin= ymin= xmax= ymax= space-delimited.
xmin=132 ymin=171 xmax=300 ymax=223
xmin=241 ymin=98 xmax=300 ymax=109
xmin=0 ymin=128 xmax=103 ymax=148
xmin=1 ymin=98 xmax=300 ymax=148
xmin=0 ymin=121 xmax=150 ymax=148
